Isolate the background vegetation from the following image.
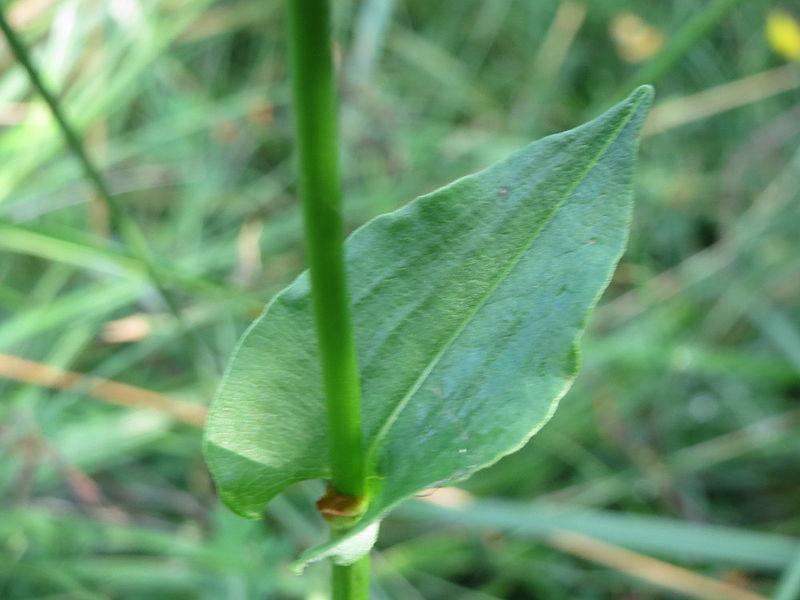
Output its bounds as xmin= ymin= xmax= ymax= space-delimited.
xmin=1 ymin=0 xmax=799 ymax=598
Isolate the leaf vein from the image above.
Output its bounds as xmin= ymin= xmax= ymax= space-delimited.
xmin=363 ymin=94 xmax=645 ymax=470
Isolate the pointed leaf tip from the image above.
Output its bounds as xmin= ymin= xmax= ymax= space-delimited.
xmin=626 ymin=84 xmax=655 ymax=123
xmin=633 ymin=83 xmax=655 ymax=103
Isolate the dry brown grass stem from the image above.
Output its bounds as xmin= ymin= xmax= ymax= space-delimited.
xmin=548 ymin=530 xmax=767 ymax=600
xmin=644 ymin=65 xmax=800 ymax=136
xmin=0 ymin=353 xmax=207 ymax=427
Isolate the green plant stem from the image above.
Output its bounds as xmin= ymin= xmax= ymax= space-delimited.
xmin=0 ymin=8 xmax=217 ymax=372
xmin=285 ymin=0 xmax=365 ymax=498
xmin=285 ymin=1 xmax=368 ymax=596
xmin=332 ymin=556 xmax=370 ymax=600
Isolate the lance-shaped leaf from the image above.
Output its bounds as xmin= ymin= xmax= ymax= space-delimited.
xmin=204 ymin=86 xmax=653 ymax=566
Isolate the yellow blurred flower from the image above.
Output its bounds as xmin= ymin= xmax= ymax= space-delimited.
xmin=766 ymin=9 xmax=800 ymax=61
xmin=610 ymin=12 xmax=664 ymax=64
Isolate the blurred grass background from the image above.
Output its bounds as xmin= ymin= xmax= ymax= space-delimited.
xmin=0 ymin=0 xmax=799 ymax=598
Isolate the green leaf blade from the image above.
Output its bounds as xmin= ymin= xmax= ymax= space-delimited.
xmin=204 ymin=86 xmax=653 ymax=555
xmin=203 ymin=276 xmax=329 ymax=518
xmin=359 ymin=85 xmax=653 ymax=495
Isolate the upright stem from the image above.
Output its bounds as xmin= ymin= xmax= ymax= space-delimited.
xmin=285 ymin=0 xmax=365 ymax=499
xmin=285 ymin=2 xmax=368 ymax=595
xmin=332 ymin=555 xmax=370 ymax=600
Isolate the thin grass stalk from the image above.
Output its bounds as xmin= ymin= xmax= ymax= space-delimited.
xmin=0 ymin=8 xmax=217 ymax=371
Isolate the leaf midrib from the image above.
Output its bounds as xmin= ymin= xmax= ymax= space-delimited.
xmin=364 ymin=95 xmax=645 ymax=471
